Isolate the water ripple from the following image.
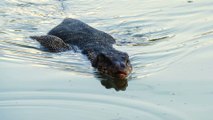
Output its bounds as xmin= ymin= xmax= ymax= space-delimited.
xmin=0 ymin=39 xmax=93 ymax=75
xmin=0 ymin=91 xmax=186 ymax=120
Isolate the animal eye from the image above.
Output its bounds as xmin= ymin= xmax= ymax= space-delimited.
xmin=98 ymin=53 xmax=110 ymax=62
xmin=98 ymin=54 xmax=105 ymax=61
xmin=97 ymin=53 xmax=113 ymax=65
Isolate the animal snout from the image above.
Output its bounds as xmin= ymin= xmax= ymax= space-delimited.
xmin=115 ymin=61 xmax=126 ymax=70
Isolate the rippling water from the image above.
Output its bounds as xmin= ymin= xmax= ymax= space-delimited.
xmin=1 ymin=0 xmax=213 ymax=120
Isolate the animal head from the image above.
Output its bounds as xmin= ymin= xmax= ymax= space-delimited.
xmin=93 ymin=51 xmax=132 ymax=79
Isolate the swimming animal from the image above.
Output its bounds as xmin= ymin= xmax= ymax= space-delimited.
xmin=31 ymin=18 xmax=132 ymax=79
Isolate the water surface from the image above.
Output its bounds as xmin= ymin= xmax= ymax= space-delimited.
xmin=0 ymin=0 xmax=213 ymax=120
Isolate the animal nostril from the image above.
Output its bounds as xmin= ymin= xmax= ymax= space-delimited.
xmin=120 ymin=62 xmax=126 ymax=68
xmin=115 ymin=62 xmax=126 ymax=70
xmin=119 ymin=62 xmax=126 ymax=69
xmin=115 ymin=62 xmax=125 ymax=69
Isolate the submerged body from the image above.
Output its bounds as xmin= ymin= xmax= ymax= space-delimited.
xmin=31 ymin=18 xmax=132 ymax=79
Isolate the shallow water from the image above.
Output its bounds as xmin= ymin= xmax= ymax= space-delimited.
xmin=1 ymin=0 xmax=213 ymax=120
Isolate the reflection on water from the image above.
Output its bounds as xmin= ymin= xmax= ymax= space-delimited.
xmin=94 ymin=72 xmax=128 ymax=91
xmin=1 ymin=0 xmax=213 ymax=120
xmin=100 ymin=79 xmax=128 ymax=91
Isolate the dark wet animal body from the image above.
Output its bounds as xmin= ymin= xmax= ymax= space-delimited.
xmin=31 ymin=18 xmax=132 ymax=79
